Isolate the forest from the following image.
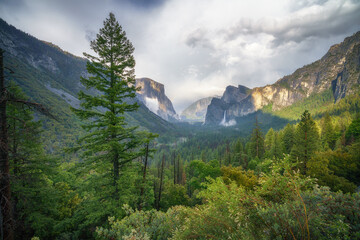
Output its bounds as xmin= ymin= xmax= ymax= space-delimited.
xmin=1 ymin=13 xmax=360 ymax=240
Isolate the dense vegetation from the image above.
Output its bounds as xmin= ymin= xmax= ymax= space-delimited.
xmin=1 ymin=14 xmax=360 ymax=240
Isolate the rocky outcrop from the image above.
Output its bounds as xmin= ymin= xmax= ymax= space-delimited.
xmin=331 ymin=43 xmax=360 ymax=101
xmin=136 ymin=78 xmax=178 ymax=121
xmin=205 ymin=31 xmax=360 ymax=125
xmin=222 ymin=85 xmax=249 ymax=104
xmin=205 ymin=85 xmax=249 ymax=124
xmin=180 ymin=96 xmax=219 ymax=122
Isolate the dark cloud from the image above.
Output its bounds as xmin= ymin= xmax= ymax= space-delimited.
xmin=85 ymin=29 xmax=96 ymax=43
xmin=0 ymin=0 xmax=24 ymax=8
xmin=288 ymin=0 xmax=330 ymax=11
xmin=224 ymin=0 xmax=360 ymax=46
xmin=185 ymin=28 xmax=213 ymax=49
xmin=127 ymin=0 xmax=166 ymax=8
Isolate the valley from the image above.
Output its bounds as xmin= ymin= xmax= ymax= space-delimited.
xmin=1 ymin=13 xmax=360 ymax=240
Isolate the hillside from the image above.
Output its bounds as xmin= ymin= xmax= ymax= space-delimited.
xmin=0 ymin=18 xmax=177 ymax=157
xmin=205 ymin=31 xmax=360 ymax=125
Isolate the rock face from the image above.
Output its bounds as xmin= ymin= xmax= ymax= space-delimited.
xmin=205 ymin=85 xmax=250 ymax=125
xmin=136 ymin=78 xmax=178 ymax=121
xmin=205 ymin=31 xmax=360 ymax=125
xmin=180 ymin=96 xmax=219 ymax=122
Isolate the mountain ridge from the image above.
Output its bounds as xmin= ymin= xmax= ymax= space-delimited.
xmin=205 ymin=31 xmax=360 ymax=125
xmin=0 ymin=18 xmax=176 ymax=136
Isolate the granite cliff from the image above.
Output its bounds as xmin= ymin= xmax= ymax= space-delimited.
xmin=136 ymin=77 xmax=178 ymax=121
xmin=205 ymin=31 xmax=360 ymax=125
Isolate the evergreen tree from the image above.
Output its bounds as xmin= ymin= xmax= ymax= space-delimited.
xmin=321 ymin=112 xmax=336 ymax=149
xmin=233 ymin=139 xmax=244 ymax=166
xmin=248 ymin=117 xmax=265 ymax=159
xmin=282 ymin=123 xmax=295 ymax=154
xmin=345 ymin=115 xmax=360 ymax=144
xmin=1 ymin=49 xmax=53 ymax=240
xmin=264 ymin=128 xmax=275 ymax=158
xmin=272 ymin=131 xmax=283 ymax=160
xmin=291 ymin=110 xmax=319 ymax=174
xmin=7 ymin=84 xmax=60 ymax=239
xmin=70 ymin=13 xmax=154 ymax=232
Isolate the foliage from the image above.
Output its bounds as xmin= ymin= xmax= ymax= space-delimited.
xmin=291 ymin=110 xmax=320 ymax=174
xmin=346 ymin=115 xmax=360 ymax=144
xmin=281 ymin=123 xmax=295 ymax=154
xmin=160 ymin=183 xmax=190 ymax=210
xmin=221 ymin=165 xmax=258 ymax=189
xmin=6 ymin=84 xmax=68 ymax=239
xmin=186 ymin=160 xmax=221 ymax=198
xmin=96 ymin=205 xmax=183 ymax=240
xmin=248 ymin=117 xmax=265 ymax=159
xmin=320 ymin=112 xmax=337 ymax=149
xmin=102 ymin=158 xmax=360 ymax=240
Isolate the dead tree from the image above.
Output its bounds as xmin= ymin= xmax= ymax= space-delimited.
xmin=139 ymin=142 xmax=149 ymax=210
xmin=157 ymin=154 xmax=165 ymax=210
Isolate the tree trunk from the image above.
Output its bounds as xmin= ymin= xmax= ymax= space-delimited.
xmin=113 ymin=150 xmax=119 ymax=196
xmin=173 ymin=151 xmax=176 ymax=185
xmin=0 ymin=48 xmax=14 ymax=240
xmin=139 ymin=142 xmax=149 ymax=210
xmin=177 ymin=156 xmax=180 ymax=184
xmin=157 ymin=154 xmax=165 ymax=210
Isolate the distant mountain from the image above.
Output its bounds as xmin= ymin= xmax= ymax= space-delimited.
xmin=0 ymin=18 xmax=175 ymax=138
xmin=206 ymin=85 xmax=250 ymax=125
xmin=181 ymin=96 xmax=219 ymax=122
xmin=205 ymin=31 xmax=360 ymax=125
xmin=136 ymin=77 xmax=178 ymax=121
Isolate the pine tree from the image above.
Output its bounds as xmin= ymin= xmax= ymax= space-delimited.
xmin=273 ymin=131 xmax=283 ymax=159
xmin=282 ymin=123 xmax=295 ymax=154
xmin=249 ymin=117 xmax=265 ymax=159
xmin=70 ymin=13 xmax=154 ymax=228
xmin=321 ymin=112 xmax=336 ymax=150
xmin=1 ymin=49 xmax=53 ymax=240
xmin=234 ymin=139 xmax=244 ymax=166
xmin=291 ymin=110 xmax=320 ymax=174
xmin=345 ymin=114 xmax=360 ymax=144
xmin=264 ymin=128 xmax=275 ymax=158
xmin=7 ymin=84 xmax=59 ymax=239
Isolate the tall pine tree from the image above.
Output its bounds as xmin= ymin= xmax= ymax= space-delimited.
xmin=249 ymin=117 xmax=265 ymax=159
xmin=282 ymin=123 xmax=295 ymax=154
xmin=321 ymin=112 xmax=336 ymax=150
xmin=70 ymin=13 xmax=154 ymax=232
xmin=291 ymin=110 xmax=319 ymax=174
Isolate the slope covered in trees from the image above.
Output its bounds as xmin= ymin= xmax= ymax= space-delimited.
xmin=0 ymin=13 xmax=360 ymax=240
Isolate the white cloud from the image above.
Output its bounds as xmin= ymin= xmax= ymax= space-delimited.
xmin=0 ymin=0 xmax=359 ymax=112
xmin=144 ymin=97 xmax=160 ymax=114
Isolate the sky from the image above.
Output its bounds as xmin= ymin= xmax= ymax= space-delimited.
xmin=1 ymin=0 xmax=360 ymax=112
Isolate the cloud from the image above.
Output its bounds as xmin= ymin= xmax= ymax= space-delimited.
xmin=144 ymin=97 xmax=160 ymax=114
xmin=0 ymin=0 xmax=359 ymax=112
xmin=224 ymin=0 xmax=360 ymax=46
